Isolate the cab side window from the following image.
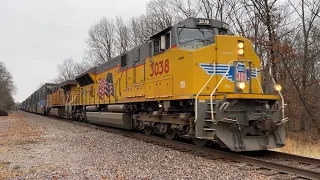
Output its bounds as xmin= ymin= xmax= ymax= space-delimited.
xmin=149 ymin=41 xmax=153 ymax=57
xmin=151 ymin=31 xmax=171 ymax=56
xmin=121 ymin=54 xmax=127 ymax=66
xmin=165 ymin=32 xmax=170 ymax=49
xmin=153 ymin=37 xmax=160 ymax=54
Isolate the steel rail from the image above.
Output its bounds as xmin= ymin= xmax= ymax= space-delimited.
xmin=239 ymin=150 xmax=320 ymax=167
xmin=264 ymin=150 xmax=320 ymax=166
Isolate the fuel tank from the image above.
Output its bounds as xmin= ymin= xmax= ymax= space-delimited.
xmin=86 ymin=106 xmax=99 ymax=112
xmin=107 ymin=104 xmax=127 ymax=113
xmin=86 ymin=112 xmax=132 ymax=130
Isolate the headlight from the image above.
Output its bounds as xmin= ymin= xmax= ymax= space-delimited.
xmin=274 ymin=84 xmax=282 ymax=92
xmin=238 ymin=42 xmax=244 ymax=48
xmin=238 ymin=49 xmax=244 ymax=55
xmin=237 ymin=82 xmax=246 ymax=90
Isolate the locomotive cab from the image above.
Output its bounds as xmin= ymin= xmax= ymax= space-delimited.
xmin=176 ymin=18 xmax=232 ymax=50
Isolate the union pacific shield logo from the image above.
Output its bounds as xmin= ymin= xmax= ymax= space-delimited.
xmin=199 ymin=63 xmax=259 ymax=82
xmin=236 ymin=63 xmax=247 ymax=82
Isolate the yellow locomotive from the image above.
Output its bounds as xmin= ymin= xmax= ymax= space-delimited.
xmin=22 ymin=17 xmax=288 ymax=151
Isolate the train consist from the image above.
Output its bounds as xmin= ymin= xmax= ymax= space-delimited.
xmin=20 ymin=17 xmax=288 ymax=152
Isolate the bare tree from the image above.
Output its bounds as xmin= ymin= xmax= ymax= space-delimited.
xmin=199 ymin=0 xmax=236 ymax=22
xmin=145 ymin=0 xmax=175 ymax=34
xmin=129 ymin=15 xmax=150 ymax=47
xmin=55 ymin=58 xmax=88 ymax=83
xmin=115 ymin=16 xmax=131 ymax=54
xmin=121 ymin=0 xmax=177 ymax=51
xmin=283 ymin=0 xmax=320 ymax=132
xmin=169 ymin=0 xmax=201 ymax=20
xmin=245 ymin=0 xmax=281 ymax=75
xmin=85 ymin=17 xmax=116 ymax=65
xmin=0 ymin=61 xmax=15 ymax=110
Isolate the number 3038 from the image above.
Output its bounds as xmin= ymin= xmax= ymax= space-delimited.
xmin=150 ymin=59 xmax=169 ymax=77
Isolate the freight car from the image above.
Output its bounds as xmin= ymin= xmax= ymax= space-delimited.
xmin=21 ymin=17 xmax=288 ymax=152
xmin=19 ymin=83 xmax=55 ymax=113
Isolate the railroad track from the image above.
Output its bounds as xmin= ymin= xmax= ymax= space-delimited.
xmin=41 ymin=113 xmax=320 ymax=180
xmin=239 ymin=150 xmax=320 ymax=179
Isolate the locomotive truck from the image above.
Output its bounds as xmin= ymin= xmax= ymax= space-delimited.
xmin=20 ymin=17 xmax=288 ymax=152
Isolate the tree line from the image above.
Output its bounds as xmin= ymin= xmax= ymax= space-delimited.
xmin=0 ymin=61 xmax=15 ymax=111
xmin=53 ymin=0 xmax=320 ymax=134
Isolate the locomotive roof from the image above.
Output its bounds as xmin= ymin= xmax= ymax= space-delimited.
xmin=39 ymin=83 xmax=56 ymax=89
xmin=59 ymin=80 xmax=77 ymax=88
xmin=175 ymin=17 xmax=230 ymax=30
xmin=149 ymin=17 xmax=229 ymax=39
xmin=150 ymin=26 xmax=172 ymax=39
xmin=75 ymin=66 xmax=97 ymax=79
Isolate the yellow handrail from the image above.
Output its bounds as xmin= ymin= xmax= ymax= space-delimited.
xmin=194 ymin=63 xmax=216 ymax=122
xmin=209 ymin=61 xmax=233 ymax=122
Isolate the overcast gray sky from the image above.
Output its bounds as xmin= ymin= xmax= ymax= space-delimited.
xmin=0 ymin=0 xmax=149 ymax=102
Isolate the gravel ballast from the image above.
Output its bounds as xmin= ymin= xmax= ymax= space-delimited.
xmin=0 ymin=111 xmax=271 ymax=179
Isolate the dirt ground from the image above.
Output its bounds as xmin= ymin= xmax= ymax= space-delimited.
xmin=0 ymin=112 xmax=43 ymax=178
xmin=0 ymin=112 xmax=270 ymax=180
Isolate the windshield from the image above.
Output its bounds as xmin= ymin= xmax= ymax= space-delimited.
xmin=178 ymin=28 xmax=215 ymax=44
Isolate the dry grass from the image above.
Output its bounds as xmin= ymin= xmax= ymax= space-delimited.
xmin=275 ymin=131 xmax=320 ymax=158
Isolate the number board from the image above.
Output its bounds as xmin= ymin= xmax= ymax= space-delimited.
xmin=196 ymin=18 xmax=211 ymax=26
xmin=150 ymin=59 xmax=170 ymax=77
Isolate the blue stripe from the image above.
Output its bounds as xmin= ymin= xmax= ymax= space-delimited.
xmin=203 ymin=68 xmax=214 ymax=71
xmin=200 ymin=63 xmax=260 ymax=82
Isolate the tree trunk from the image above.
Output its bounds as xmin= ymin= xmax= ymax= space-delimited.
xmin=300 ymin=110 xmax=306 ymax=131
xmin=300 ymin=0 xmax=308 ymax=131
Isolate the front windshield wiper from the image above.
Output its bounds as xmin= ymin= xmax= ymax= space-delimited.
xmin=180 ymin=39 xmax=209 ymax=44
xmin=197 ymin=28 xmax=205 ymax=37
xmin=178 ymin=26 xmax=186 ymax=36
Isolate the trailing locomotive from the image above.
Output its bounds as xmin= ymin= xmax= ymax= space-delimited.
xmin=20 ymin=17 xmax=288 ymax=152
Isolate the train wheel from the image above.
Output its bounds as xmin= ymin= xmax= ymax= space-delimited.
xmin=143 ymin=127 xmax=153 ymax=135
xmin=164 ymin=129 xmax=178 ymax=140
xmin=192 ymin=138 xmax=209 ymax=147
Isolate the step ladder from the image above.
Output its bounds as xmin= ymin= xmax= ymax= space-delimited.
xmin=76 ymin=88 xmax=80 ymax=105
xmin=194 ymin=61 xmax=233 ymax=139
xmin=195 ymin=100 xmax=220 ymax=139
